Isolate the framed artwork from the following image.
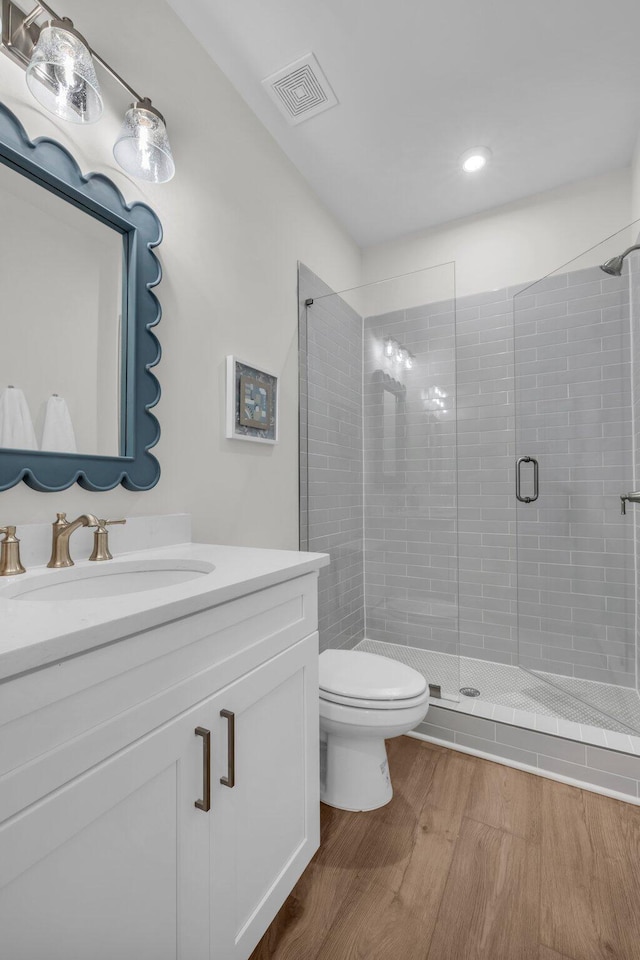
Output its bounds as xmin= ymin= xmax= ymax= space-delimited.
xmin=225 ymin=356 xmax=279 ymax=444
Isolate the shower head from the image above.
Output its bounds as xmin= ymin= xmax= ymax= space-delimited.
xmin=600 ymin=244 xmax=640 ymax=276
xmin=601 ymin=255 xmax=625 ymax=276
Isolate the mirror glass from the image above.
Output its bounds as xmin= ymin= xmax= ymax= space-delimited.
xmin=0 ymin=161 xmax=124 ymax=457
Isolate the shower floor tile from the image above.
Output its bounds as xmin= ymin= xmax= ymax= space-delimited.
xmin=355 ymin=638 xmax=640 ymax=739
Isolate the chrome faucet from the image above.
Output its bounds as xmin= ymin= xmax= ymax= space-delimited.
xmin=47 ymin=513 xmax=99 ymax=568
xmin=620 ymin=492 xmax=640 ymax=515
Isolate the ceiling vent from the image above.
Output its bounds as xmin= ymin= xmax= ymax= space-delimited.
xmin=262 ymin=53 xmax=338 ymax=125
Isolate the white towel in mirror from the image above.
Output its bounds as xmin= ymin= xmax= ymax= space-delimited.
xmin=41 ymin=395 xmax=77 ymax=453
xmin=0 ymin=386 xmax=38 ymax=450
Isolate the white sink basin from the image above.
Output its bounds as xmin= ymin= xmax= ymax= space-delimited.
xmin=4 ymin=558 xmax=215 ymax=601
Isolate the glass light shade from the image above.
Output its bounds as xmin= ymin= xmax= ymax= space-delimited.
xmin=26 ymin=21 xmax=103 ymax=124
xmin=113 ymin=101 xmax=175 ymax=184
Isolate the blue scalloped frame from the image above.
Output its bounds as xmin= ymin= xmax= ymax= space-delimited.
xmin=0 ymin=102 xmax=162 ymax=492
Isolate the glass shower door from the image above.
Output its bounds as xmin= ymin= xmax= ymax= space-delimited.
xmin=299 ymin=262 xmax=460 ymax=701
xmin=514 ymin=225 xmax=640 ymax=734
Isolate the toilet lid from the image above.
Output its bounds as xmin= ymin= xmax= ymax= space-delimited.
xmin=319 ymin=650 xmax=427 ymax=701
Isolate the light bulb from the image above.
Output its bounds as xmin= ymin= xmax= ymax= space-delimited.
xmin=460 ymin=146 xmax=492 ymax=174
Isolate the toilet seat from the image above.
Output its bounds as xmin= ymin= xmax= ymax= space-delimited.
xmin=319 ymin=649 xmax=427 ymax=710
xmin=320 ymin=687 xmax=430 ymax=710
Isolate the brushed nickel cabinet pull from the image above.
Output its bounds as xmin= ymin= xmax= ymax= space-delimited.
xmin=194 ymin=726 xmax=211 ymax=812
xmin=220 ymin=710 xmax=235 ymax=788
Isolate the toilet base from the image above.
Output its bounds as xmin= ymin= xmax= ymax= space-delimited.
xmin=321 ymin=732 xmax=393 ymax=811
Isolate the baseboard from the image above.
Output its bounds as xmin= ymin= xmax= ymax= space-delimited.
xmin=407 ymin=730 xmax=640 ymax=807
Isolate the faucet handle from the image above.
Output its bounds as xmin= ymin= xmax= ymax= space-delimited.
xmin=0 ymin=525 xmax=26 ymax=576
xmin=620 ymin=491 xmax=640 ymax=515
xmin=89 ymin=518 xmax=127 ymax=562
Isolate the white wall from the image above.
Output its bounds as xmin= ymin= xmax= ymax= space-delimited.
xmin=362 ymin=168 xmax=634 ymax=298
xmin=0 ymin=0 xmax=361 ymax=549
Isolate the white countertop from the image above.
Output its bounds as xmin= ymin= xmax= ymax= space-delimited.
xmin=0 ymin=542 xmax=329 ymax=682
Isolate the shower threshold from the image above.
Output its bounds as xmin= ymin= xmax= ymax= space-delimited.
xmin=355 ymin=638 xmax=640 ymax=755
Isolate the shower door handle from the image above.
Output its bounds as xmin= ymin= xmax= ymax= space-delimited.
xmin=516 ymin=456 xmax=539 ymax=503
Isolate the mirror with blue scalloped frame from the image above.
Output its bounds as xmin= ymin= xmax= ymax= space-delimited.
xmin=0 ymin=102 xmax=162 ymax=492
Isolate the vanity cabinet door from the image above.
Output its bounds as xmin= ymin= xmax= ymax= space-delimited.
xmin=0 ymin=700 xmax=212 ymax=960
xmin=210 ymin=632 xmax=319 ymax=960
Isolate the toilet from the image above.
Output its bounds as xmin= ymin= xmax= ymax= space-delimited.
xmin=319 ymin=649 xmax=430 ymax=811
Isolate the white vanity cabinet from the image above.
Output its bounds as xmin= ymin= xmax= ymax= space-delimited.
xmin=0 ymin=570 xmax=320 ymax=960
xmin=210 ymin=634 xmax=317 ymax=959
xmin=0 ymin=695 xmax=213 ymax=960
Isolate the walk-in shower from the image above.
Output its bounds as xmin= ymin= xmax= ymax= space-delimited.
xmin=299 ymin=221 xmax=640 ymax=797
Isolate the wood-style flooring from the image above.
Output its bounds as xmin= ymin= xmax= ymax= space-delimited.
xmin=250 ymin=736 xmax=640 ymax=960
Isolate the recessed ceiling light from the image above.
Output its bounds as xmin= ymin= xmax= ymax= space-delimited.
xmin=460 ymin=146 xmax=492 ymax=173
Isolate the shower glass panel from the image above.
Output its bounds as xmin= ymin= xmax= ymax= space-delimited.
xmin=514 ymin=222 xmax=640 ymax=734
xmin=299 ymin=261 xmax=459 ymax=700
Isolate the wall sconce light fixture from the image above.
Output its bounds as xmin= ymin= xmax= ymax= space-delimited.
xmin=26 ymin=18 xmax=102 ymax=123
xmin=383 ymin=336 xmax=414 ymax=371
xmin=1 ymin=0 xmax=175 ymax=182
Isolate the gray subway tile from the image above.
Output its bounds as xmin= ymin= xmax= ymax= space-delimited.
xmin=539 ymin=755 xmax=638 ymax=797
xmin=455 ymin=732 xmax=538 ymax=766
xmin=585 ymin=746 xmax=640 ymax=780
xmin=428 ymin=705 xmax=496 ymax=740
xmin=496 ymin=725 xmax=586 ymax=763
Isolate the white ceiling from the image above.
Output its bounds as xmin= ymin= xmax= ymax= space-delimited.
xmin=167 ymin=0 xmax=640 ymax=246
